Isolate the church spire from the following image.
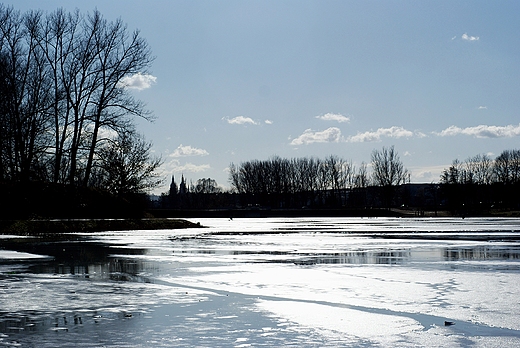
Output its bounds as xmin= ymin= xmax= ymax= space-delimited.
xmin=169 ymin=175 xmax=178 ymax=195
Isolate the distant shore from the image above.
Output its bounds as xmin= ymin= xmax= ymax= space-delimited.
xmin=0 ymin=218 xmax=203 ymax=236
xmin=147 ymin=207 xmax=520 ymax=219
xmin=2 ymin=208 xmax=519 ymax=236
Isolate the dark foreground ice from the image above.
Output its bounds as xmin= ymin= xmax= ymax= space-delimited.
xmin=1 ymin=217 xmax=520 ymax=347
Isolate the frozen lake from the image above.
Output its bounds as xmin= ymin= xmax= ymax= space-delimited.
xmin=1 ymin=217 xmax=520 ymax=347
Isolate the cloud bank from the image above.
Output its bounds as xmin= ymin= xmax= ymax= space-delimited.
xmin=437 ymin=124 xmax=520 ymax=138
xmin=315 ymin=113 xmax=350 ymax=123
xmin=117 ymin=73 xmax=157 ymax=90
xmin=348 ymin=126 xmax=417 ymax=142
xmin=290 ymin=127 xmax=342 ymax=145
xmin=170 ymin=144 xmax=209 ymax=157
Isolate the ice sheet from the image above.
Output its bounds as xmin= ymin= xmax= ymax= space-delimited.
xmin=1 ymin=217 xmax=520 ymax=347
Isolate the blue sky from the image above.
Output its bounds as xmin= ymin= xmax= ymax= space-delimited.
xmin=12 ymin=1 xmax=520 ymax=192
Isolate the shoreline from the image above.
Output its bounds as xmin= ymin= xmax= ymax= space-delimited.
xmin=1 ymin=210 xmax=519 ymax=236
xmin=0 ymin=218 xmax=203 ymax=235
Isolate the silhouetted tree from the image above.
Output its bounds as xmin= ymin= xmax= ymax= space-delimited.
xmin=93 ymin=131 xmax=162 ymax=196
xmin=371 ymin=146 xmax=409 ymax=207
xmin=494 ymin=149 xmax=520 ymax=185
xmin=466 ymin=154 xmax=493 ymax=185
xmin=0 ymin=6 xmax=154 ymax=187
xmin=440 ymin=159 xmax=463 ymax=184
xmin=195 ymin=178 xmax=221 ymax=194
xmin=0 ymin=7 xmax=53 ymax=181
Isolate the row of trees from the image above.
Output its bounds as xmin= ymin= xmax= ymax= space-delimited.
xmin=0 ymin=6 xmax=160 ymax=197
xmin=158 ymin=146 xmax=409 ymax=211
xmin=159 ymin=147 xmax=520 ymax=213
xmin=440 ymin=150 xmax=520 ymax=186
xmin=229 ymin=146 xmax=408 ymax=195
xmin=439 ymin=149 xmax=520 ymax=212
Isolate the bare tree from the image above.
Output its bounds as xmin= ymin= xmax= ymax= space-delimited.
xmin=228 ymin=162 xmax=241 ymax=193
xmin=0 ymin=7 xmax=53 ymax=181
xmin=371 ymin=146 xmax=409 ymax=207
xmin=371 ymin=146 xmax=409 ymax=187
xmin=465 ymin=154 xmax=493 ymax=185
xmin=194 ymin=178 xmax=221 ymax=194
xmin=82 ymin=11 xmax=153 ymax=186
xmin=30 ymin=8 xmax=153 ymax=186
xmin=353 ymin=162 xmax=369 ymax=188
xmin=440 ymin=159 xmax=463 ymax=184
xmin=38 ymin=8 xmax=80 ymax=183
xmin=94 ymin=131 xmax=162 ymax=196
xmin=494 ymin=149 xmax=520 ymax=185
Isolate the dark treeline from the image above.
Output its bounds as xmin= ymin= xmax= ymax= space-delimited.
xmin=439 ymin=149 xmax=520 ymax=214
xmin=0 ymin=6 xmax=161 ymax=218
xmin=157 ymin=147 xmax=520 ymax=216
xmin=158 ymin=147 xmax=412 ymax=212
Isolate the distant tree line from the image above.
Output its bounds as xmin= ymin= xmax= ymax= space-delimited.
xmin=159 ymin=146 xmax=411 ymax=210
xmin=158 ymin=147 xmax=520 ymax=215
xmin=439 ymin=149 xmax=520 ymax=213
xmin=0 ymin=6 xmax=161 ymax=218
xmin=440 ymin=150 xmax=520 ymax=186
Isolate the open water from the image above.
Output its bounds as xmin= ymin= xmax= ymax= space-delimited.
xmin=1 ymin=217 xmax=520 ymax=347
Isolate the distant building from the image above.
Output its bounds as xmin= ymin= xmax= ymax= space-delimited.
xmin=179 ymin=174 xmax=187 ymax=195
xmin=169 ymin=175 xmax=178 ymax=196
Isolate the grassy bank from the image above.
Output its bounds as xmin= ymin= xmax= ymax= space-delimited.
xmin=0 ymin=218 xmax=203 ymax=236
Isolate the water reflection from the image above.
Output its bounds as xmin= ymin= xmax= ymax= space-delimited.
xmin=444 ymin=246 xmax=520 ymax=261
xmin=1 ymin=237 xmax=152 ymax=281
xmin=4 ymin=235 xmax=520 ymax=276
xmin=26 ymin=257 xmax=159 ymax=283
xmin=0 ymin=239 xmax=157 ymax=337
xmin=301 ymin=250 xmax=412 ymax=265
xmin=172 ymin=241 xmax=520 ymax=265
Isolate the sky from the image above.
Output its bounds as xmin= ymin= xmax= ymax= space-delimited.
xmin=10 ymin=1 xmax=520 ymax=193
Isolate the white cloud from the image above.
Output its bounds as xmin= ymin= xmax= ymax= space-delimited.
xmin=265 ymin=119 xmax=273 ymax=125
xmin=290 ymin=127 xmax=342 ymax=145
xmin=437 ymin=124 xmax=520 ymax=138
xmin=348 ymin=126 xmax=415 ymax=143
xmin=170 ymin=144 xmax=209 ymax=157
xmin=315 ymin=113 xmax=351 ymax=123
xmin=462 ymin=33 xmax=479 ymax=41
xmin=92 ymin=126 xmax=118 ymax=140
xmin=478 ymin=106 xmax=487 ymax=110
xmin=117 ymin=73 xmax=157 ymax=90
xmin=224 ymin=116 xmax=258 ymax=125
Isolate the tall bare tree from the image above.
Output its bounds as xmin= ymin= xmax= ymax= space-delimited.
xmin=465 ymin=154 xmax=493 ymax=185
xmin=82 ymin=11 xmax=153 ymax=187
xmin=494 ymin=149 xmax=520 ymax=185
xmin=0 ymin=6 xmax=154 ymax=188
xmin=353 ymin=162 xmax=369 ymax=188
xmin=0 ymin=7 xmax=52 ymax=181
xmin=94 ymin=130 xmax=162 ymax=196
xmin=371 ymin=146 xmax=409 ymax=207
xmin=440 ymin=159 xmax=463 ymax=184
xmin=371 ymin=146 xmax=409 ymax=187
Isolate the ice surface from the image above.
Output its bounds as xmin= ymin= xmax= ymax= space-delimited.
xmin=1 ymin=217 xmax=520 ymax=347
